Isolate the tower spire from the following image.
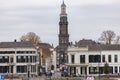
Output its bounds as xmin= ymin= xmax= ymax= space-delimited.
xmin=60 ymin=0 xmax=67 ymax=16
xmin=63 ymin=0 xmax=64 ymax=5
xmin=61 ymin=0 xmax=66 ymax=7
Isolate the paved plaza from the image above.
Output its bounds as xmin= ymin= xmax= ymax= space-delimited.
xmin=23 ymin=72 xmax=61 ymax=80
xmin=5 ymin=72 xmax=120 ymax=80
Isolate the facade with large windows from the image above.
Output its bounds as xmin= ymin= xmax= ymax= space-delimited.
xmin=0 ymin=42 xmax=39 ymax=77
xmin=67 ymin=39 xmax=120 ymax=76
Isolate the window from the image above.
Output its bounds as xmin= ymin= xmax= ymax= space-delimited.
xmin=0 ymin=56 xmax=9 ymax=63
xmin=30 ymin=56 xmax=32 ymax=62
xmin=80 ymin=55 xmax=85 ymax=63
xmin=71 ymin=55 xmax=74 ymax=64
xmin=94 ymin=55 xmax=101 ymax=62
xmin=17 ymin=56 xmax=28 ymax=63
xmin=89 ymin=55 xmax=101 ymax=63
xmin=26 ymin=56 xmax=28 ymax=62
xmin=102 ymin=55 xmax=105 ymax=62
xmin=23 ymin=56 xmax=26 ymax=62
xmin=17 ymin=66 xmax=27 ymax=73
xmin=114 ymin=55 xmax=118 ymax=62
xmin=89 ymin=55 xmax=94 ymax=63
xmin=17 ymin=51 xmax=35 ymax=54
xmin=0 ymin=51 xmax=15 ymax=54
xmin=31 ymin=65 xmax=36 ymax=72
xmin=108 ymin=55 xmax=111 ymax=62
xmin=21 ymin=56 xmax=24 ymax=62
xmin=17 ymin=56 xmax=21 ymax=62
xmin=115 ymin=66 xmax=118 ymax=73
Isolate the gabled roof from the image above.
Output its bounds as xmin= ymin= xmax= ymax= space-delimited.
xmin=0 ymin=42 xmax=35 ymax=48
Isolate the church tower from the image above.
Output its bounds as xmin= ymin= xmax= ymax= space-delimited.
xmin=58 ymin=0 xmax=69 ymax=65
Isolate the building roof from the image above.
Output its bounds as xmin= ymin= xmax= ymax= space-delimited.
xmin=100 ymin=44 xmax=120 ymax=50
xmin=76 ymin=39 xmax=120 ymax=51
xmin=0 ymin=42 xmax=35 ymax=48
xmin=37 ymin=43 xmax=53 ymax=56
xmin=37 ymin=43 xmax=53 ymax=48
xmin=76 ymin=39 xmax=100 ymax=51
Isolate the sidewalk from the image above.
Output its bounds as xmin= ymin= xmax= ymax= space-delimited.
xmin=29 ymin=75 xmax=46 ymax=80
xmin=115 ymin=78 xmax=120 ymax=80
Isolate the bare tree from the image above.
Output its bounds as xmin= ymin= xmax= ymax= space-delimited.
xmin=20 ymin=32 xmax=40 ymax=44
xmin=99 ymin=30 xmax=116 ymax=45
xmin=114 ymin=36 xmax=120 ymax=44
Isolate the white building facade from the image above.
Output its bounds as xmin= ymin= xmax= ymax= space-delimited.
xmin=67 ymin=40 xmax=120 ymax=76
xmin=0 ymin=42 xmax=39 ymax=77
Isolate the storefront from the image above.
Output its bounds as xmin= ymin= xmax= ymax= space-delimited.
xmin=66 ymin=64 xmax=88 ymax=76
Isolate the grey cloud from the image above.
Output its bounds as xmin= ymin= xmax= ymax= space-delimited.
xmin=0 ymin=6 xmax=59 ymax=27
xmin=0 ymin=0 xmax=120 ymax=46
xmin=68 ymin=4 xmax=120 ymax=42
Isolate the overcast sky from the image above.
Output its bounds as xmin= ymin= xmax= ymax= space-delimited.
xmin=1 ymin=0 xmax=120 ymax=46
